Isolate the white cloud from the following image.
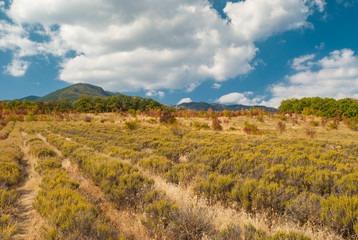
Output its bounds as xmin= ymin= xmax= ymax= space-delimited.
xmin=212 ymin=83 xmax=222 ymax=89
xmin=0 ymin=19 xmax=70 ymax=77
xmin=178 ymin=98 xmax=193 ymax=105
xmin=224 ymin=0 xmax=325 ymax=41
xmin=217 ymin=91 xmax=263 ymax=106
xmin=4 ymin=58 xmax=29 ymax=76
xmin=264 ymin=49 xmax=358 ymax=107
xmin=146 ymin=90 xmax=165 ymax=98
xmin=1 ymin=0 xmax=325 ymax=91
xmin=291 ymin=54 xmax=316 ymax=71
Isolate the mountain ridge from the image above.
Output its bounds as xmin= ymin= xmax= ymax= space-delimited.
xmin=36 ymin=83 xmax=120 ymax=103
xmin=10 ymin=83 xmax=275 ymax=111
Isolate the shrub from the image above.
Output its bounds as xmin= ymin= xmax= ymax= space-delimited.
xmin=305 ymin=126 xmax=316 ymax=139
xmin=124 ymin=119 xmax=139 ymax=130
xmin=211 ymin=118 xmax=223 ymax=131
xmin=309 ymin=120 xmax=319 ymax=127
xmin=0 ymin=190 xmax=18 ymax=208
xmin=194 ymin=174 xmax=236 ymax=204
xmin=328 ymin=122 xmax=338 ymax=129
xmin=160 ymin=111 xmax=176 ymax=124
xmin=230 ymin=179 xmax=257 ymax=212
xmin=257 ymin=116 xmax=264 ymax=123
xmin=243 ymin=121 xmax=261 ymax=135
xmin=217 ymin=224 xmax=242 ymax=240
xmin=285 ymin=193 xmax=322 ymax=226
xmin=270 ymin=231 xmax=311 ymax=240
xmin=347 ymin=120 xmax=358 ymax=131
xmin=0 ymin=215 xmax=17 ymax=240
xmin=0 ymin=162 xmax=23 ymax=187
xmin=30 ymin=135 xmax=116 ymax=240
xmin=321 ymin=118 xmax=328 ymax=127
xmin=141 ymin=156 xmax=173 ymax=175
xmin=170 ymin=125 xmax=187 ymax=138
xmin=142 ymin=199 xmax=178 ymax=238
xmin=165 ymin=164 xmax=206 ymax=186
xmin=192 ymin=121 xmax=210 ymax=130
xmin=277 ymin=121 xmax=286 ymax=134
xmin=84 ymin=116 xmax=92 ymax=122
xmin=253 ymin=182 xmax=294 ymax=214
xmin=26 ymin=111 xmax=36 ymax=122
xmin=337 ymin=173 xmax=358 ymax=196
xmin=321 ymin=196 xmax=358 ymax=238
xmin=169 ymin=205 xmax=215 ymax=240
xmin=244 ymin=224 xmax=268 ymax=240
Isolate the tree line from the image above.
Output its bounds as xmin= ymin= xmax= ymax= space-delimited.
xmin=279 ymin=97 xmax=358 ymax=119
xmin=0 ymin=94 xmax=165 ymax=114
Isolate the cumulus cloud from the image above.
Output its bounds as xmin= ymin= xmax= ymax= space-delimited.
xmin=291 ymin=54 xmax=316 ymax=71
xmin=177 ymin=98 xmax=193 ymax=105
xmin=264 ymin=49 xmax=358 ymax=107
xmin=0 ymin=19 xmax=70 ymax=76
xmin=4 ymin=58 xmax=29 ymax=76
xmin=217 ymin=91 xmax=263 ymax=106
xmin=1 ymin=0 xmax=325 ymax=91
xmin=224 ymin=0 xmax=325 ymax=41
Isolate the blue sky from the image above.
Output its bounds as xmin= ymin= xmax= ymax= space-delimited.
xmin=0 ymin=0 xmax=358 ymax=107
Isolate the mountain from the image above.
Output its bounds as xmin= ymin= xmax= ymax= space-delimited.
xmin=176 ymin=102 xmax=277 ymax=112
xmin=36 ymin=83 xmax=120 ymax=103
xmin=18 ymin=95 xmax=40 ymax=101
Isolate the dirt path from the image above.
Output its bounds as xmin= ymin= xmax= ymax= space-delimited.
xmin=38 ymin=134 xmax=150 ymax=240
xmin=13 ymin=133 xmax=44 ymax=240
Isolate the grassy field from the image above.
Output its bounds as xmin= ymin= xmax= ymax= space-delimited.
xmin=0 ymin=112 xmax=357 ymax=239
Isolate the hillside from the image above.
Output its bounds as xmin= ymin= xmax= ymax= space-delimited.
xmin=18 ymin=95 xmax=40 ymax=102
xmin=177 ymin=101 xmax=277 ymax=112
xmin=36 ymin=83 xmax=119 ymax=103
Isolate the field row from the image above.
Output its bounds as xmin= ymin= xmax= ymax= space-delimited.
xmin=36 ymin=121 xmax=338 ymax=240
xmin=0 ymin=123 xmax=23 ymax=239
xmin=44 ymin=120 xmax=358 ymax=239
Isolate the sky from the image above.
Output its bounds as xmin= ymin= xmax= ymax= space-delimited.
xmin=0 ymin=0 xmax=358 ymax=107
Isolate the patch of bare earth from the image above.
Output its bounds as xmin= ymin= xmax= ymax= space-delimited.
xmin=13 ymin=133 xmax=44 ymax=240
xmin=38 ymin=134 xmax=150 ymax=240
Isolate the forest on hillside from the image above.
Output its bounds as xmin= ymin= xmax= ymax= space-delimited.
xmin=0 ymin=95 xmax=164 ymax=114
xmin=279 ymin=97 xmax=358 ymax=119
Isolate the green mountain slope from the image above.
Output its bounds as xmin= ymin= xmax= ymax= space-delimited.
xmin=18 ymin=95 xmax=40 ymax=101
xmin=37 ymin=83 xmax=119 ymax=103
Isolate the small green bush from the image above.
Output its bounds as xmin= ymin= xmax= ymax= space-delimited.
xmin=192 ymin=121 xmax=210 ymax=130
xmin=270 ymin=231 xmax=311 ymax=240
xmin=124 ymin=119 xmax=139 ymax=130
xmin=217 ymin=224 xmax=242 ymax=240
xmin=244 ymin=224 xmax=267 ymax=240
xmin=169 ymin=205 xmax=215 ymax=240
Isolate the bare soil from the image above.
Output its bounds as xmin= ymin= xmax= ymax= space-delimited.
xmin=13 ymin=133 xmax=44 ymax=240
